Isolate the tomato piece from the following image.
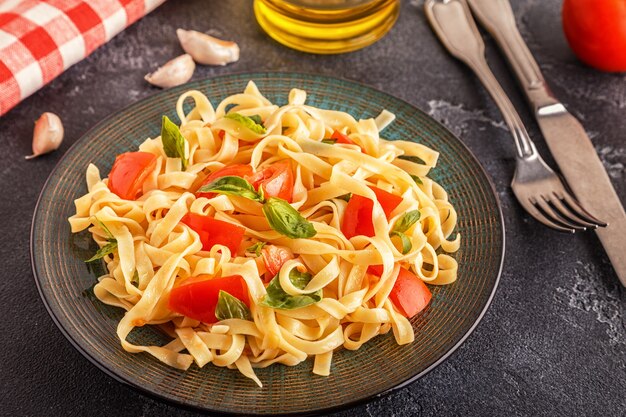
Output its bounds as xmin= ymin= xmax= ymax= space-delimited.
xmin=181 ymin=213 xmax=245 ymax=254
xmin=562 ymin=0 xmax=626 ymax=72
xmin=367 ymin=265 xmax=384 ymax=276
xmin=168 ymin=275 xmax=249 ymax=323
xmin=390 ymin=268 xmax=432 ymax=318
xmin=331 ymin=130 xmax=356 ymax=146
xmin=331 ymin=130 xmax=365 ymax=153
xmin=341 ymin=195 xmax=375 ymax=239
xmin=247 ymin=160 xmax=294 ymax=203
xmin=108 ymin=152 xmax=157 ymax=200
xmin=196 ymin=164 xmax=254 ymax=199
xmin=370 ymin=186 xmax=403 ymax=218
xmin=341 ymin=186 xmax=403 ymax=239
xmin=368 ymin=266 xmax=432 ymax=318
xmin=261 ymin=245 xmax=294 ymax=279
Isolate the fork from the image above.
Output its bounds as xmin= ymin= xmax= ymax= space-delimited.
xmin=424 ymin=0 xmax=606 ymax=233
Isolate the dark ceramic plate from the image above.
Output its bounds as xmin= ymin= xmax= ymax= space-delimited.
xmin=31 ymin=72 xmax=504 ymax=416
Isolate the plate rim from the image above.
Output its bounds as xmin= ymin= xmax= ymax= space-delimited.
xmin=31 ymin=71 xmax=505 ymax=416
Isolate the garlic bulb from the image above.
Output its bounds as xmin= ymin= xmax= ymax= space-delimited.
xmin=145 ymin=54 xmax=195 ymax=88
xmin=177 ymin=29 xmax=240 ymax=66
xmin=25 ymin=112 xmax=64 ymax=160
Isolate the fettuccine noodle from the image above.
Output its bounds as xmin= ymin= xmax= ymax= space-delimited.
xmin=69 ymin=81 xmax=460 ymax=386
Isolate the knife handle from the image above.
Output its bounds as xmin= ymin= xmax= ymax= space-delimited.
xmin=466 ymin=0 xmax=559 ymax=113
xmin=424 ymin=0 xmax=535 ymax=159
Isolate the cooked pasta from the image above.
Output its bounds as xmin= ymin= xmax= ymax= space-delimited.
xmin=68 ymin=81 xmax=460 ymax=386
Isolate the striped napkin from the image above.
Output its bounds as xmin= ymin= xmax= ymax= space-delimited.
xmin=0 ymin=0 xmax=166 ymax=116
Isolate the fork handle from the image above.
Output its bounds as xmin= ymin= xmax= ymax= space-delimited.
xmin=424 ymin=0 xmax=536 ymax=159
xmin=465 ymin=0 xmax=559 ymax=112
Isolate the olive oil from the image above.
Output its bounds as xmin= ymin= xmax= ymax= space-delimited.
xmin=254 ymin=0 xmax=400 ymax=54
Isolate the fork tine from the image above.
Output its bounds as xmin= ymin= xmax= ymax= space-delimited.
xmin=534 ymin=198 xmax=587 ymax=231
xmin=559 ymin=193 xmax=608 ymax=227
xmin=546 ymin=193 xmax=600 ymax=229
xmin=516 ymin=196 xmax=575 ymax=233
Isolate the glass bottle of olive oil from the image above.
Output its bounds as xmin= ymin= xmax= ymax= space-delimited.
xmin=254 ymin=0 xmax=400 ymax=54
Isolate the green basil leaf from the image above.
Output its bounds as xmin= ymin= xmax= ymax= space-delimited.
xmin=197 ymin=176 xmax=263 ymax=202
xmin=410 ymin=174 xmax=423 ymax=185
xmin=262 ymin=197 xmax=316 ymax=239
xmin=258 ymin=182 xmax=266 ymax=202
xmin=392 ymin=210 xmax=421 ymax=234
xmin=215 ymin=290 xmax=252 ymax=321
xmin=131 ymin=271 xmax=140 ymax=287
xmin=287 ymin=269 xmax=313 ymax=290
xmin=161 ymin=115 xmax=188 ymax=170
xmin=246 ymin=241 xmax=266 ymax=257
xmin=398 ymin=155 xmax=427 ymax=165
xmin=248 ymin=114 xmax=263 ymax=125
xmin=321 ymin=139 xmax=337 ymax=144
xmin=336 ymin=193 xmax=351 ymax=202
xmin=85 ymin=240 xmax=118 ymax=262
xmin=391 ymin=231 xmax=412 ymax=255
xmin=224 ymin=113 xmax=266 ymax=134
xmin=94 ymin=217 xmax=114 ymax=240
xmin=259 ymin=269 xmax=322 ymax=310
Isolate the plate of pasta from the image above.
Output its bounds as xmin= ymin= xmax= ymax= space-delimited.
xmin=32 ymin=72 xmax=504 ymax=415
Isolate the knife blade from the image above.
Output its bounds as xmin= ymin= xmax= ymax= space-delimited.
xmin=535 ymin=105 xmax=626 ymax=284
xmin=466 ymin=0 xmax=626 ymax=285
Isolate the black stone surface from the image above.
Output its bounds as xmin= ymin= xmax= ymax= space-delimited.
xmin=1 ymin=1 xmax=624 ymax=416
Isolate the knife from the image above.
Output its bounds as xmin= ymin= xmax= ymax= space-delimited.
xmin=466 ymin=0 xmax=626 ymax=286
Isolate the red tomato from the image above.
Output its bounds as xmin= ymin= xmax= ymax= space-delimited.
xmin=108 ymin=152 xmax=157 ymax=200
xmin=562 ymin=0 xmax=626 ymax=72
xmin=341 ymin=195 xmax=375 ymax=239
xmin=341 ymin=186 xmax=403 ymax=239
xmin=367 ymin=266 xmax=432 ymax=318
xmin=247 ymin=160 xmax=294 ymax=202
xmin=196 ymin=164 xmax=254 ymax=199
xmin=390 ymin=268 xmax=432 ymax=317
xmin=261 ymin=245 xmax=294 ymax=279
xmin=168 ymin=275 xmax=250 ymax=323
xmin=330 ymin=130 xmax=365 ymax=152
xmin=181 ymin=213 xmax=245 ymax=254
xmin=369 ymin=186 xmax=403 ymax=218
xmin=331 ymin=130 xmax=355 ymax=145
xmin=367 ymin=264 xmax=384 ymax=276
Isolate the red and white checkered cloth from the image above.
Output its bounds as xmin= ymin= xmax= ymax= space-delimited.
xmin=0 ymin=0 xmax=165 ymax=116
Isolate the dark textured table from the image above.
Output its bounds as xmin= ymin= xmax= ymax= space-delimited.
xmin=1 ymin=1 xmax=624 ymax=416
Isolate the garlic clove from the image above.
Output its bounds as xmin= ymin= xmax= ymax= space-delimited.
xmin=177 ymin=29 xmax=240 ymax=66
xmin=144 ymin=54 xmax=196 ymax=88
xmin=25 ymin=112 xmax=64 ymax=160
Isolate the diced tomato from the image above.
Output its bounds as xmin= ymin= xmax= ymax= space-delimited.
xmin=261 ymin=245 xmax=294 ymax=279
xmin=181 ymin=213 xmax=245 ymax=254
xmin=331 ymin=130 xmax=365 ymax=153
xmin=367 ymin=264 xmax=384 ymax=276
xmin=341 ymin=186 xmax=403 ymax=239
xmin=331 ymin=130 xmax=356 ymax=146
xmin=196 ymin=164 xmax=254 ymax=199
xmin=390 ymin=268 xmax=432 ymax=317
xmin=369 ymin=186 xmax=403 ymax=218
xmin=218 ymin=130 xmax=225 ymax=140
xmin=246 ymin=160 xmax=294 ymax=203
xmin=168 ymin=275 xmax=249 ymax=323
xmin=108 ymin=152 xmax=157 ymax=200
xmin=367 ymin=266 xmax=432 ymax=318
xmin=341 ymin=195 xmax=375 ymax=239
